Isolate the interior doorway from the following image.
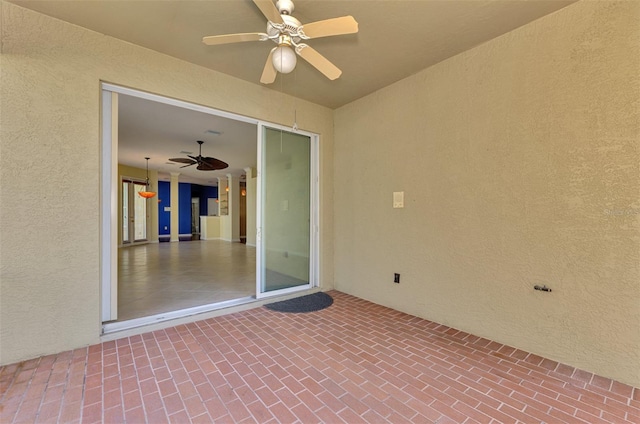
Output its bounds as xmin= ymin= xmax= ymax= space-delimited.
xmin=121 ymin=178 xmax=149 ymax=244
xmin=191 ymin=197 xmax=200 ymax=240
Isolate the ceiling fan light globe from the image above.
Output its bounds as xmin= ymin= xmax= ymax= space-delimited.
xmin=272 ymin=45 xmax=297 ymax=73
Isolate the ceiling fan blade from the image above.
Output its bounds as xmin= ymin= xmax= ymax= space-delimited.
xmin=180 ymin=163 xmax=196 ymax=169
xmin=169 ymin=158 xmax=196 ymax=164
xmin=260 ymin=48 xmax=277 ymax=84
xmin=298 ymin=16 xmax=359 ymax=39
xmin=296 ymin=44 xmax=342 ymax=80
xmin=253 ymin=0 xmax=284 ymax=24
xmin=196 ymin=163 xmax=215 ymax=171
xmin=202 ymin=32 xmax=269 ymax=46
xmin=200 ymin=157 xmax=229 ymax=170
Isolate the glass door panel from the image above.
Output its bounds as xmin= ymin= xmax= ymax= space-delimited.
xmin=259 ymin=127 xmax=311 ymax=294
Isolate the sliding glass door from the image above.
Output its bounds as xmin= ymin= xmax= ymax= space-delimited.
xmin=101 ymin=83 xmax=320 ymax=325
xmin=257 ymin=126 xmax=318 ymax=297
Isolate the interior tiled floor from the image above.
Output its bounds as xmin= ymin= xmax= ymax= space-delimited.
xmin=1 ymin=291 xmax=638 ymax=423
xmin=118 ymin=240 xmax=256 ymax=321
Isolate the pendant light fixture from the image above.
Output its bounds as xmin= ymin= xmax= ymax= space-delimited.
xmin=138 ymin=157 xmax=157 ymax=199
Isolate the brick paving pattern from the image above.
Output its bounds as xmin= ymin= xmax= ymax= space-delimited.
xmin=1 ymin=291 xmax=638 ymax=423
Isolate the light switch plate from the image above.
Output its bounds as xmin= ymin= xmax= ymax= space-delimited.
xmin=393 ymin=191 xmax=404 ymax=208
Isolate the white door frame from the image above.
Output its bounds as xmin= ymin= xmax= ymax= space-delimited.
xmin=100 ymin=83 xmax=319 ymax=323
xmin=101 ymin=90 xmax=118 ymax=322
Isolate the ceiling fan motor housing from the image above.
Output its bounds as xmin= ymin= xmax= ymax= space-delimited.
xmin=267 ymin=14 xmax=301 ymax=43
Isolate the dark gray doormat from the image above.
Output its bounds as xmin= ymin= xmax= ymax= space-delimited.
xmin=264 ymin=292 xmax=333 ymax=313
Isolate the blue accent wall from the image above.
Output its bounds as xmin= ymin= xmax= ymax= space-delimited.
xmin=156 ymin=182 xmax=219 ymax=237
xmin=202 ymin=186 xmax=218 ymax=215
xmin=179 ymin=183 xmax=192 ymax=234
xmin=158 ymin=181 xmax=171 ymax=236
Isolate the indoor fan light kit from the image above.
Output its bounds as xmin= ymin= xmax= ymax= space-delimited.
xmin=202 ymin=0 xmax=358 ymax=83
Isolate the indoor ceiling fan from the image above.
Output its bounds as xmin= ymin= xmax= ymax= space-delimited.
xmin=202 ymin=0 xmax=358 ymax=83
xmin=169 ymin=140 xmax=229 ymax=171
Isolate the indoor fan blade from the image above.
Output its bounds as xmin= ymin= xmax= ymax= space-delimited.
xmin=198 ymin=157 xmax=229 ymax=171
xmin=260 ymin=48 xmax=277 ymax=84
xmin=196 ymin=163 xmax=215 ymax=171
xmin=202 ymin=32 xmax=269 ymax=46
xmin=298 ymin=16 xmax=358 ymax=39
xmin=253 ymin=0 xmax=284 ymax=24
xmin=296 ymin=44 xmax=342 ymax=80
xmin=169 ymin=158 xmax=196 ymax=165
xmin=180 ymin=163 xmax=196 ymax=169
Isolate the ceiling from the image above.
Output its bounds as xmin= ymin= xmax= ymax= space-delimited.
xmin=11 ymin=0 xmax=576 ymax=186
xmin=118 ymin=94 xmax=257 ymax=186
xmin=11 ymin=0 xmax=575 ymax=109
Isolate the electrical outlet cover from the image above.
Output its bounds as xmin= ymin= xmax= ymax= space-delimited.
xmin=393 ymin=191 xmax=404 ymax=208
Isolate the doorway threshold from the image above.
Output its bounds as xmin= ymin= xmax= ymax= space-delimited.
xmin=101 ymin=287 xmax=321 ymax=341
xmin=102 ymin=296 xmax=256 ymax=335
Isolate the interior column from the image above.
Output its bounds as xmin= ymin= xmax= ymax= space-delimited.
xmin=170 ymin=172 xmax=180 ymax=242
xmin=217 ymin=176 xmax=228 ymax=216
xmin=244 ymin=167 xmax=257 ymax=247
xmin=228 ymin=173 xmax=240 ymax=242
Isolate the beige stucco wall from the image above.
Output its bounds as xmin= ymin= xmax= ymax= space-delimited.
xmin=0 ymin=1 xmax=334 ymax=365
xmin=334 ymin=1 xmax=640 ymax=387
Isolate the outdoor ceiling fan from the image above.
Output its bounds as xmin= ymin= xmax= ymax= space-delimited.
xmin=168 ymin=140 xmax=228 ymax=171
xmin=202 ymin=0 xmax=358 ymax=83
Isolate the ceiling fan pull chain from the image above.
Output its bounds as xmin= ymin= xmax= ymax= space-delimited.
xmin=293 ymin=66 xmax=298 ymax=131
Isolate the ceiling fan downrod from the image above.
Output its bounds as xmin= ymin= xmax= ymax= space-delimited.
xmin=276 ymin=0 xmax=294 ymax=15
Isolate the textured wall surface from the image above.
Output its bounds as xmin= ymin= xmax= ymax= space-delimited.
xmin=334 ymin=1 xmax=640 ymax=386
xmin=0 ymin=1 xmax=334 ymax=365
